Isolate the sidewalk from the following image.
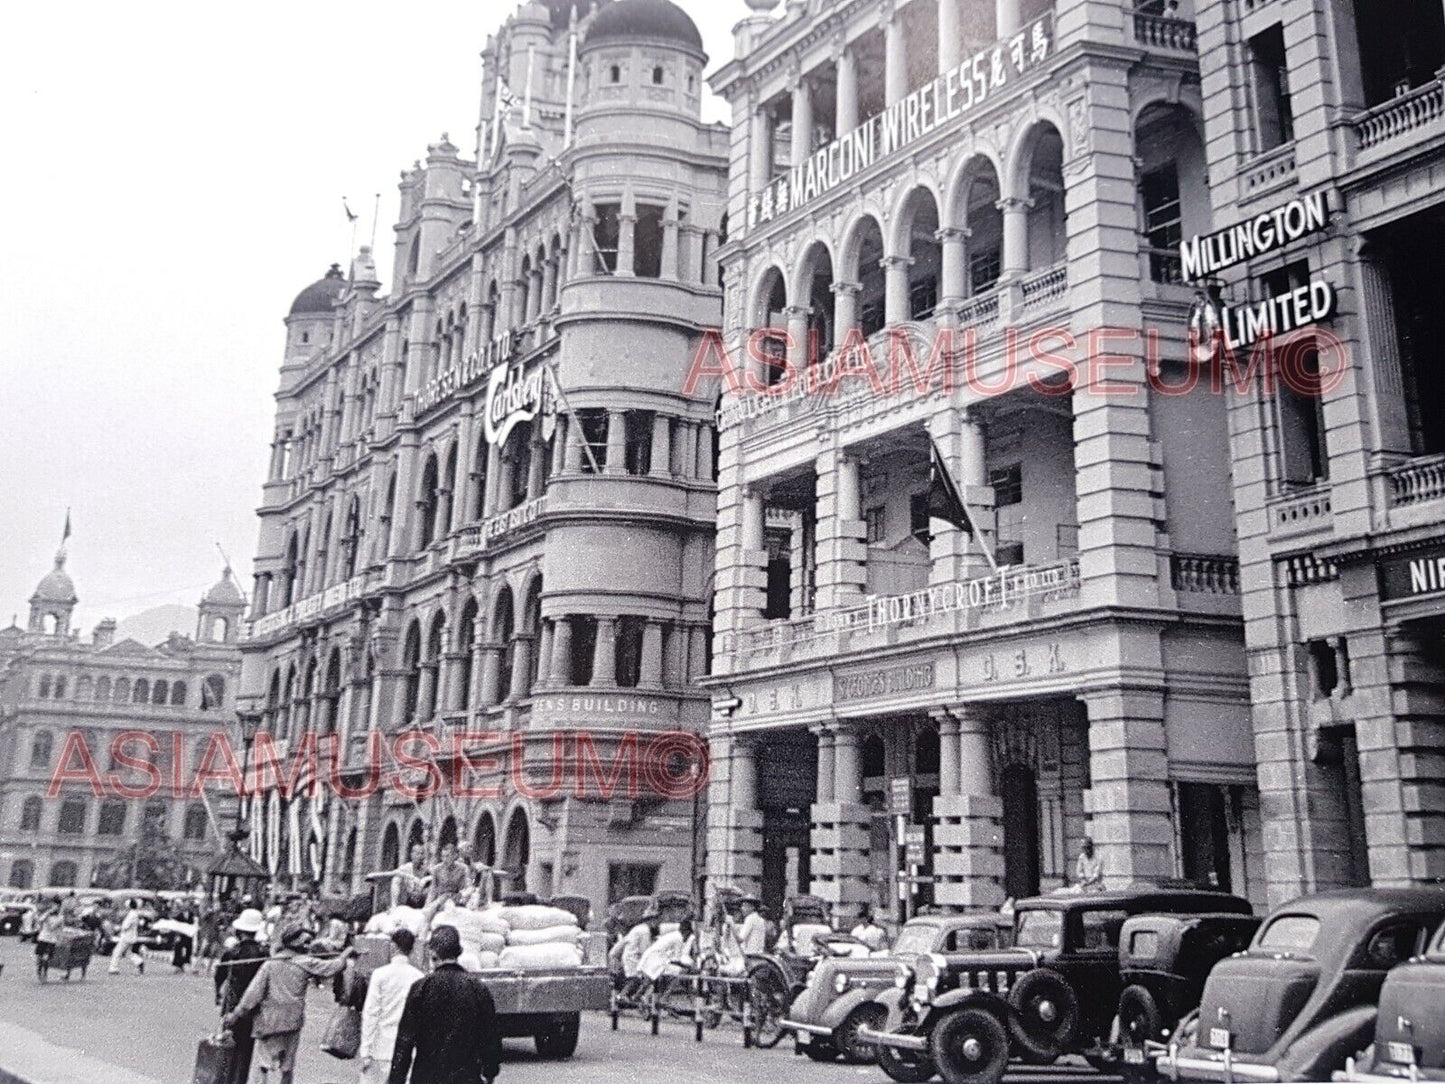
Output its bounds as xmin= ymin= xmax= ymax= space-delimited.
xmin=0 ymin=1019 xmax=162 ymax=1084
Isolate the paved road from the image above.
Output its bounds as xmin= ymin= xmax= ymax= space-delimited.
xmin=0 ymin=937 xmax=1119 ymax=1084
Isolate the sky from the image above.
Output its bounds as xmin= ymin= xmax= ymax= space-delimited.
xmin=0 ymin=0 xmax=743 ymax=634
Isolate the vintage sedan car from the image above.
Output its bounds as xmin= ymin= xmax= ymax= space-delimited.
xmin=1157 ymin=888 xmax=1445 ymax=1083
xmin=782 ymin=912 xmax=1013 ymax=1064
xmin=1338 ymin=916 xmax=1445 ymax=1082
xmin=864 ymin=886 xmax=1253 ymax=1084
xmin=1114 ymin=912 xmax=1262 ymax=1080
xmin=0 ymin=902 xmax=36 ymax=937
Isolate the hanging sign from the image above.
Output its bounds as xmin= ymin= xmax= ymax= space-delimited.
xmin=1179 ymin=191 xmax=1330 ymax=283
xmin=483 ymin=362 xmax=555 ymax=448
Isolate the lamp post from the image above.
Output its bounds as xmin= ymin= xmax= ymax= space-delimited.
xmin=235 ymin=699 xmax=264 ymax=840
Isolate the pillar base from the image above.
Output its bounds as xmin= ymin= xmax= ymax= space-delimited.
xmin=707 ymin=808 xmax=764 ymax=891
xmin=932 ymin=794 xmax=1006 ymax=909
xmin=810 ymin=801 xmax=872 ymax=918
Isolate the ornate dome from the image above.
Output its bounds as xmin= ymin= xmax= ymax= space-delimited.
xmin=288 ymin=264 xmax=346 ymax=316
xmin=32 ymin=551 xmax=77 ymax=605
xmin=585 ymin=0 xmax=703 ymax=51
xmin=203 ymin=567 xmax=244 ymax=607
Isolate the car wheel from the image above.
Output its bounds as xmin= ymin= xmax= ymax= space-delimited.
xmin=1118 ymin=985 xmax=1164 ymax=1083
xmin=878 ymin=1042 xmax=938 ymax=1084
xmin=802 ymin=1039 xmax=839 ymax=1062
xmin=837 ymin=1002 xmax=889 ymax=1064
xmin=930 ymin=1008 xmax=1010 ymax=1084
xmin=1006 ymin=968 xmax=1080 ymax=1062
xmin=533 ymin=1015 xmax=581 ymax=1059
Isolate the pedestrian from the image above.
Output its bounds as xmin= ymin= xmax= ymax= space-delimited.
xmin=850 ymin=909 xmax=890 ymax=953
xmin=1074 ymin=837 xmax=1105 ymax=892
xmin=35 ymin=902 xmax=62 ymax=977
xmin=359 ymin=928 xmax=423 ymax=1084
xmin=215 ymin=909 xmax=268 ymax=1084
xmin=637 ymin=918 xmax=696 ymax=986
xmin=109 ymin=899 xmax=145 ymax=975
xmin=737 ymin=895 xmax=767 ymax=955
xmin=387 ymin=924 xmax=501 ymax=1084
xmin=223 ymin=925 xmax=356 ymax=1084
xmin=616 ymin=912 xmax=657 ymax=1001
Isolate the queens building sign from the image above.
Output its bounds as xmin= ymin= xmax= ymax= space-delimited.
xmin=746 ymin=16 xmax=1052 ymax=232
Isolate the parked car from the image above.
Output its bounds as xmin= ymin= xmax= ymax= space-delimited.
xmin=783 ymin=912 xmax=1014 ymax=1065
xmin=1338 ymin=916 xmax=1445 ymax=1082
xmin=1113 ymin=912 xmax=1262 ymax=1081
xmin=1156 ymin=888 xmax=1445 ymax=1083
xmin=1 ymin=902 xmax=36 ymax=936
xmin=865 ymin=886 xmax=1253 ymax=1084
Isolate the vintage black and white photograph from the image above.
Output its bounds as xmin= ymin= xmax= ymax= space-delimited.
xmin=3 ymin=0 xmax=1445 ymax=1081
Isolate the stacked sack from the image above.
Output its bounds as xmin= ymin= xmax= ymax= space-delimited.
xmin=363 ymin=905 xmax=428 ymax=938
xmin=497 ymin=904 xmax=583 ymax=970
xmin=434 ymin=904 xmax=509 ymax=970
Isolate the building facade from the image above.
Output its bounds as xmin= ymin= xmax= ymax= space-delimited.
xmin=706 ymin=0 xmax=1266 ymax=922
xmin=238 ymin=0 xmax=727 ymax=907
xmin=1192 ymin=0 xmax=1445 ymax=903
xmin=0 ymin=553 xmax=242 ymax=890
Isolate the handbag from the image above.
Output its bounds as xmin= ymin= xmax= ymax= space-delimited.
xmin=320 ymin=1004 xmax=361 ymax=1060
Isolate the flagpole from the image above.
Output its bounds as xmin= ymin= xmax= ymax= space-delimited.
xmin=563 ymin=7 xmax=579 ymax=148
xmin=370 ymin=193 xmax=381 ymax=251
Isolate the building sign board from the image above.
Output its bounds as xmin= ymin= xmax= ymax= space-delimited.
xmin=834 ymin=662 xmax=936 ymax=704
xmin=483 ymin=361 xmax=556 ymax=448
xmin=1180 ymin=192 xmax=1330 ymax=283
xmin=745 ymin=16 xmax=1052 ymax=233
xmin=889 ymin=777 xmax=913 ymax=815
xmin=414 ymin=330 xmax=519 ymax=417
xmin=1379 ymin=545 xmax=1445 ymax=603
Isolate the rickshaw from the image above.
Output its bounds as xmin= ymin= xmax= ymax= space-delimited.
xmin=37 ymin=926 xmax=93 ymax=981
xmin=745 ymin=895 xmax=868 ymax=1049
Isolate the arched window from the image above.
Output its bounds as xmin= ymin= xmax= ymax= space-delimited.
xmin=133 ymin=678 xmax=149 ymax=704
xmin=30 ymin=730 xmax=53 ymax=768
xmin=171 ymin=680 xmax=187 ymax=706
xmin=20 ymin=796 xmax=43 ymax=832
xmin=401 ymin=621 xmax=423 ymax=722
xmin=75 ymin=675 xmax=92 ymax=700
xmin=417 ymin=454 xmax=440 ymax=550
xmin=96 ymin=676 xmax=111 ymax=701
xmin=48 ymin=860 xmax=78 ymax=888
xmin=151 ymin=679 xmax=168 ymax=705
xmin=183 ymin=803 xmax=209 ymax=841
xmin=54 ymin=675 xmax=67 ymax=698
xmin=474 ymin=812 xmax=497 ymax=866
xmin=380 ymin=823 xmax=401 ymax=872
xmin=97 ymin=799 xmax=126 ymax=836
xmin=37 ymin=674 xmax=51 ymax=699
xmin=58 ymin=798 xmax=88 ymax=835
xmin=201 ymin=674 xmax=226 ymax=710
xmin=114 ymin=677 xmax=130 ymax=702
xmin=9 ymin=859 xmax=34 ymax=888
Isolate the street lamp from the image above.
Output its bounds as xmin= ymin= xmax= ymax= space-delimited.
xmin=235 ymin=697 xmax=264 ymax=839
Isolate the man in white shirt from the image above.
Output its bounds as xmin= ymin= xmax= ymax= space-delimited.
xmin=737 ymin=896 xmax=768 ymax=956
xmin=109 ymin=899 xmax=145 ymax=975
xmin=359 ymin=928 xmax=423 ymax=1083
xmin=637 ymin=919 xmax=697 ymax=983
xmin=851 ymin=909 xmax=889 ymax=953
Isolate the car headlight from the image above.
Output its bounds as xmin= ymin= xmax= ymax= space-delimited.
xmin=894 ymin=964 xmax=911 ymax=989
xmin=834 ymin=972 xmax=850 ymax=995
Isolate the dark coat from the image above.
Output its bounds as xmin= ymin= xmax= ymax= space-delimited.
xmin=216 ymin=937 xmax=267 ymax=1014
xmin=388 ymin=962 xmax=501 ymax=1084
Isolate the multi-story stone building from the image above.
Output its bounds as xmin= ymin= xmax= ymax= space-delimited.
xmin=706 ymin=0 xmax=1266 ymax=921
xmin=1192 ymin=0 xmax=1445 ymax=903
xmin=0 ymin=550 xmax=242 ymax=890
xmin=239 ymin=0 xmax=727 ymax=907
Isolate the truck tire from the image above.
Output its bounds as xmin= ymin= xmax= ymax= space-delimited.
xmin=1006 ymin=968 xmax=1080 ymax=1062
xmin=534 ymin=1015 xmax=581 ymax=1060
xmin=878 ymin=1043 xmax=938 ymax=1083
xmin=931 ymin=1008 xmax=1010 ymax=1084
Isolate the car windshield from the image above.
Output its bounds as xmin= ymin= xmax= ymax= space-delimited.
xmin=893 ymin=924 xmax=938 ymax=955
xmin=1258 ymin=914 xmax=1320 ymax=952
xmin=1016 ymin=910 xmax=1063 ymax=949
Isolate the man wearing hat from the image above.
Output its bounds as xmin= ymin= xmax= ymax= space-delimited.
xmin=388 ymin=924 xmax=501 ymax=1084
xmin=215 ymin=908 xmax=268 ymax=1084
xmin=737 ymin=896 xmax=768 ymax=956
xmin=225 ymin=924 xmax=355 ymax=1084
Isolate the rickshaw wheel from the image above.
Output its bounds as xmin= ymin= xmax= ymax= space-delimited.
xmin=747 ymin=962 xmax=791 ymax=1049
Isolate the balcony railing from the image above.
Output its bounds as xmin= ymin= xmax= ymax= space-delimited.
xmin=1020 ymin=264 xmax=1068 ymax=312
xmin=1354 ymin=79 xmax=1445 ymax=152
xmin=1132 ymin=12 xmax=1197 ymax=52
xmin=1170 ymin=553 xmax=1241 ymax=594
xmin=955 ymin=289 xmax=1001 ymax=329
xmin=1387 ymin=453 xmax=1445 ymax=506
xmin=1270 ymin=485 xmax=1332 ymax=535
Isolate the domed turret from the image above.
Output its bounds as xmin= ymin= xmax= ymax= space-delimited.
xmin=288 ymin=264 xmax=346 ymax=316
xmin=198 ymin=566 xmax=245 ymax=644
xmin=585 ymin=0 xmax=704 ymax=52
xmin=29 ymin=550 xmax=77 ymax=635
xmin=577 ymin=0 xmax=707 ymax=131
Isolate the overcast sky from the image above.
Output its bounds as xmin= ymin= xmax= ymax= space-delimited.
xmin=0 ymin=0 xmax=743 ymax=633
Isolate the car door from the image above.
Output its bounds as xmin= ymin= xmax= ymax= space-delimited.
xmin=1070 ymin=908 xmax=1130 ymax=1038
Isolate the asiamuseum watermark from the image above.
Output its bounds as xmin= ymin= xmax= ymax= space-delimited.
xmin=43 ymin=728 xmax=709 ymax=803
xmin=682 ymin=324 xmax=1350 ymax=416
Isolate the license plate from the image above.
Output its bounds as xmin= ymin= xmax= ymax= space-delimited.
xmin=1387 ymin=1042 xmax=1416 ymax=1065
xmin=1209 ymin=1028 xmax=1232 ymax=1050
xmin=1125 ymin=1049 xmax=1147 ymax=1065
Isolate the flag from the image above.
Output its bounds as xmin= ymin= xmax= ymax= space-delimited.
xmin=61 ymin=510 xmax=71 ymax=546
xmin=343 ymin=198 xmax=358 ymax=223
xmin=927 ymin=437 xmax=976 ymax=537
xmin=497 ymin=78 xmax=520 ymax=116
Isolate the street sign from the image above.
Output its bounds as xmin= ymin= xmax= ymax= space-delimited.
xmin=889 ymin=778 xmax=913 ymax=815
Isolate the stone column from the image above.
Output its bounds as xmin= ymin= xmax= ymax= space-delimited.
xmin=678 ymin=421 xmax=698 ymax=479
xmin=811 ymin=725 xmax=871 ymax=922
xmin=791 ymin=78 xmax=813 ymax=165
xmin=1081 ymin=689 xmax=1173 ymax=886
xmin=814 ymin=450 xmax=867 ymax=610
xmin=661 ymin=202 xmax=680 ymax=281
xmin=526 ymin=429 xmax=546 ymax=500
xmin=929 ymin=409 xmax=994 ymax=584
xmin=785 ymin=305 xmax=811 ymax=377
xmin=509 ymin=636 xmax=533 ymax=699
xmin=605 ymin=409 xmax=628 ymax=474
xmin=481 ymin=442 xmax=502 ymax=517
xmin=549 ymin=618 xmax=573 ymax=686
xmin=708 ymin=736 xmax=764 ymax=896
xmin=591 ymin=617 xmax=618 ymax=688
xmin=534 ymin=620 xmax=554 ymax=691
xmin=885 ymin=13 xmax=908 ymax=106
xmin=996 ymin=0 xmax=1021 ymax=37
xmin=937 ymin=227 xmax=969 ymax=305
xmin=639 ymin=622 xmax=664 ymax=690
xmin=831 ymin=281 xmax=860 ymax=343
xmin=696 ymin=424 xmax=715 ymax=481
xmin=749 ymin=105 xmax=773 ymax=194
xmin=815 ymin=728 xmax=836 ymax=804
xmin=541 ymin=256 xmax=557 ymax=314
xmin=479 ymin=645 xmax=503 ymax=708
xmin=550 ymin=418 xmax=568 ymax=478
xmin=650 ymin=414 xmax=672 ymax=478
xmin=467 ymin=621 xmax=486 ymax=709
xmin=882 ymin=255 xmax=914 ymax=325
xmin=416 ymin=663 xmax=437 ymax=723
xmin=527 ymin=267 xmax=542 ymax=323
xmin=999 ymin=196 xmax=1032 ymax=276
xmin=939 ymin=0 xmax=961 ymax=71
xmin=835 ymin=46 xmax=859 ymax=134
xmin=932 ymin=705 xmax=1004 ymax=909
xmin=564 ymin=416 xmax=585 ymax=472
xmin=617 ymin=189 xmax=637 ymax=277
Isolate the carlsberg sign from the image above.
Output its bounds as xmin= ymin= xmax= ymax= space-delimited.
xmin=484 ymin=363 xmax=553 ymax=448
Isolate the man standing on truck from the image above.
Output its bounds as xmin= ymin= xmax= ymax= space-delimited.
xmin=388 ymin=925 xmax=501 ymax=1084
